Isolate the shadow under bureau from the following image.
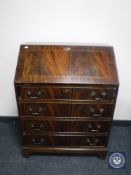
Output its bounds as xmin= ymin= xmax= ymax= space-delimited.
xmin=14 ymin=44 xmax=119 ymax=158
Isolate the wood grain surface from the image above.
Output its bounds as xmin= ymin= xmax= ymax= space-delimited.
xmin=15 ymin=45 xmax=119 ymax=84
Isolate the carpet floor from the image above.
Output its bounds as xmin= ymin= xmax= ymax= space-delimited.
xmin=0 ymin=119 xmax=131 ymax=175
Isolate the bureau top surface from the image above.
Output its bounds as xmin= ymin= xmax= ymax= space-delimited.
xmin=15 ymin=45 xmax=119 ymax=85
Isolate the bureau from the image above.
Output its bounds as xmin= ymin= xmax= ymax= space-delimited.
xmin=14 ymin=44 xmax=119 ymax=158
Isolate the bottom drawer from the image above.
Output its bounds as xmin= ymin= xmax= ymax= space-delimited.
xmin=23 ymin=134 xmax=108 ymax=147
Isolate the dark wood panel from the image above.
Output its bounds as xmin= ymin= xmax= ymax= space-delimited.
xmin=20 ymin=103 xmax=114 ymax=118
xmin=22 ymin=119 xmax=110 ymax=133
xmin=14 ymin=45 xmax=119 ymax=85
xmin=23 ymin=134 xmax=108 ymax=147
xmin=20 ymin=86 xmax=117 ymax=101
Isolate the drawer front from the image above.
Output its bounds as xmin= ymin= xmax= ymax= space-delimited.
xmin=20 ymin=87 xmax=117 ymax=101
xmin=20 ymin=103 xmax=114 ymax=117
xmin=23 ymin=134 xmax=107 ymax=147
xmin=22 ymin=119 xmax=110 ymax=133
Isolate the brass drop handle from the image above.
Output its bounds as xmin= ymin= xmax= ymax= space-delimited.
xmin=27 ymin=91 xmax=42 ymax=99
xmin=94 ymin=97 xmax=103 ymax=100
xmin=32 ymin=138 xmax=44 ymax=145
xmin=94 ymin=92 xmax=107 ymax=100
xmin=31 ymin=112 xmax=40 ymax=116
xmin=91 ymin=129 xmax=99 ymax=132
xmin=85 ymin=138 xmax=99 ymax=145
xmin=91 ymin=91 xmax=103 ymax=100
xmin=30 ymin=123 xmax=44 ymax=131
xmin=28 ymin=106 xmax=44 ymax=116
xmin=93 ymin=114 xmax=101 ymax=117
xmin=85 ymin=138 xmax=96 ymax=145
xmin=87 ymin=123 xmax=100 ymax=132
xmin=90 ymin=107 xmax=100 ymax=117
xmin=91 ymin=91 xmax=107 ymax=100
xmin=92 ymin=108 xmax=104 ymax=116
xmin=90 ymin=107 xmax=104 ymax=117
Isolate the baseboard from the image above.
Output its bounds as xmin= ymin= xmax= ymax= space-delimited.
xmin=0 ymin=116 xmax=18 ymax=122
xmin=0 ymin=116 xmax=131 ymax=126
xmin=112 ymin=120 xmax=131 ymax=126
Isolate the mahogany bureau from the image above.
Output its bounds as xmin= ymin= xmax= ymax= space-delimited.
xmin=14 ymin=44 xmax=119 ymax=158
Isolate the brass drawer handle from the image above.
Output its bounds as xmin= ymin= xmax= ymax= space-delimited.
xmin=91 ymin=91 xmax=104 ymax=100
xmin=91 ymin=91 xmax=107 ymax=100
xmin=87 ymin=124 xmax=99 ymax=132
xmin=94 ymin=97 xmax=103 ymax=100
xmin=93 ymin=114 xmax=102 ymax=117
xmin=28 ymin=106 xmax=44 ymax=116
xmin=30 ymin=123 xmax=45 ymax=131
xmin=85 ymin=138 xmax=97 ymax=145
xmin=85 ymin=138 xmax=99 ymax=145
xmin=89 ymin=143 xmax=96 ymax=146
xmin=90 ymin=108 xmax=104 ymax=116
xmin=32 ymin=138 xmax=45 ymax=145
xmin=31 ymin=112 xmax=40 ymax=116
xmin=91 ymin=129 xmax=99 ymax=132
xmin=27 ymin=91 xmax=42 ymax=99
xmin=94 ymin=96 xmax=106 ymax=100
xmin=29 ymin=96 xmax=39 ymax=99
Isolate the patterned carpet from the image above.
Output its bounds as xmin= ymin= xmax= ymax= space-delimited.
xmin=0 ymin=119 xmax=131 ymax=175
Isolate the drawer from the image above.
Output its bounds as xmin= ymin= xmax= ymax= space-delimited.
xmin=20 ymin=103 xmax=114 ymax=118
xmin=22 ymin=119 xmax=110 ymax=133
xmin=20 ymin=86 xmax=117 ymax=101
xmin=23 ymin=134 xmax=108 ymax=147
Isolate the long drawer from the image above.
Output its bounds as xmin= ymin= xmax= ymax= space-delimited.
xmin=20 ymin=103 xmax=114 ymax=118
xmin=22 ymin=119 xmax=111 ymax=133
xmin=23 ymin=134 xmax=108 ymax=147
xmin=20 ymin=86 xmax=117 ymax=101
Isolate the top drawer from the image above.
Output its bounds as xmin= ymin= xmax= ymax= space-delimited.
xmin=20 ymin=86 xmax=117 ymax=101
